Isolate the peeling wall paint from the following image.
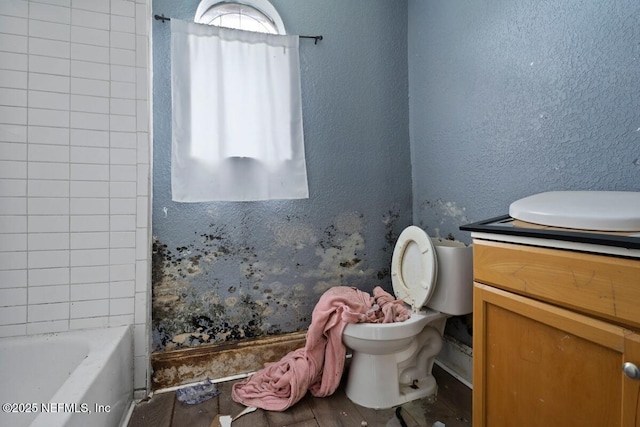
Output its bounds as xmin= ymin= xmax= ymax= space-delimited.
xmin=418 ymin=200 xmax=469 ymax=240
xmin=152 ymin=0 xmax=412 ymax=353
xmin=151 ymin=210 xmax=406 ymax=352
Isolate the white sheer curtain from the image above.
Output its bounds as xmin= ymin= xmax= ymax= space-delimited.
xmin=170 ymin=19 xmax=309 ymax=202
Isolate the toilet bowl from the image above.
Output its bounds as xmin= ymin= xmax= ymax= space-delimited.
xmin=342 ymin=226 xmax=473 ymax=409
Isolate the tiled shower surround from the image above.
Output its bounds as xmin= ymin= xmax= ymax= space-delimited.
xmin=0 ymin=0 xmax=151 ymax=393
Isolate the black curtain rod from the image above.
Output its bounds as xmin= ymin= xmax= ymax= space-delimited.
xmin=154 ymin=14 xmax=323 ymax=44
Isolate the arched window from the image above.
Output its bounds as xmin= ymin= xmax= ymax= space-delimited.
xmin=194 ymin=0 xmax=286 ymax=35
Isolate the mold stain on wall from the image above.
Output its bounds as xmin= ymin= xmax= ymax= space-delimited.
xmin=151 ymin=209 xmax=403 ymax=353
xmin=152 ymin=228 xmax=277 ymax=352
xmin=419 ymin=199 xmax=469 ymax=240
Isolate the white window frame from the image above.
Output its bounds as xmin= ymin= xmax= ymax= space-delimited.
xmin=194 ymin=0 xmax=287 ymax=35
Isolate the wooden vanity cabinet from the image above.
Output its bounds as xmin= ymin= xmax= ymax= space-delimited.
xmin=472 ymin=239 xmax=640 ymax=427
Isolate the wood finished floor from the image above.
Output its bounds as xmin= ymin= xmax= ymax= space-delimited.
xmin=128 ymin=364 xmax=471 ymax=427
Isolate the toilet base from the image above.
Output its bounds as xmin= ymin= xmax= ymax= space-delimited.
xmin=344 ymin=352 xmax=439 ymax=409
xmin=343 ymin=318 xmax=447 ymax=410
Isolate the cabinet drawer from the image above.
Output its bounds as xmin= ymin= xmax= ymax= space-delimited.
xmin=473 ymin=239 xmax=640 ymax=329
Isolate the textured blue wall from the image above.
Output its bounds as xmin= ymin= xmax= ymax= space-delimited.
xmin=409 ymin=0 xmax=640 ymax=242
xmin=152 ymin=0 xmax=640 ymax=353
xmin=151 ymin=0 xmax=411 ymax=351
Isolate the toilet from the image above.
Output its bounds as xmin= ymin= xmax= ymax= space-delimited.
xmin=342 ymin=225 xmax=473 ymax=409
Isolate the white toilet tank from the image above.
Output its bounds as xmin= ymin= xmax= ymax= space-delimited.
xmin=426 ymin=238 xmax=473 ymax=316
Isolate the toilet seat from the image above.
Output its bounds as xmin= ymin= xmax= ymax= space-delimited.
xmin=391 ymin=226 xmax=437 ymax=311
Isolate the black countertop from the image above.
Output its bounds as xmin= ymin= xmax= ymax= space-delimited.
xmin=460 ymin=215 xmax=640 ymax=250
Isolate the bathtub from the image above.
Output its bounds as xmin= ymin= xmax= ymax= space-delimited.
xmin=0 ymin=326 xmax=133 ymax=427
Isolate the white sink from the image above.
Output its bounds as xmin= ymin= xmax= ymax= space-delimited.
xmin=509 ymin=191 xmax=640 ymax=232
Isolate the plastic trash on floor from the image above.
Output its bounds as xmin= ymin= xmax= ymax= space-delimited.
xmin=211 ymin=406 xmax=257 ymax=427
xmin=176 ymin=379 xmax=220 ymax=404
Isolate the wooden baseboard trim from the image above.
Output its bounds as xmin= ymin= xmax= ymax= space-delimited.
xmin=151 ymin=331 xmax=307 ymax=390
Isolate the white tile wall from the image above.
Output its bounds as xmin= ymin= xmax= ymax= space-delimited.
xmin=0 ymin=0 xmax=151 ymax=393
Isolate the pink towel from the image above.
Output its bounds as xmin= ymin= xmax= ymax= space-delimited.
xmin=371 ymin=286 xmax=411 ymax=323
xmin=231 ymin=286 xmax=410 ymax=411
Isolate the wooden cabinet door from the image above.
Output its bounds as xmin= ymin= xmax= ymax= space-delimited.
xmin=473 ymin=283 xmax=640 ymax=427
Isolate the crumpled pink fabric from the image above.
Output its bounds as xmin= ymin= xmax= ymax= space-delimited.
xmin=231 ymin=285 xmax=410 ymax=411
xmin=371 ymin=286 xmax=411 ymax=323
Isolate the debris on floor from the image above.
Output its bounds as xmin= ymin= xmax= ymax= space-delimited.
xmin=175 ymin=379 xmax=220 ymax=404
xmin=210 ymin=414 xmax=232 ymax=427
xmin=209 ymin=406 xmax=257 ymax=427
xmin=232 ymin=406 xmax=257 ymax=421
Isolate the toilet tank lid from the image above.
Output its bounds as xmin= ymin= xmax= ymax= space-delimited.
xmin=509 ymin=191 xmax=640 ymax=231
